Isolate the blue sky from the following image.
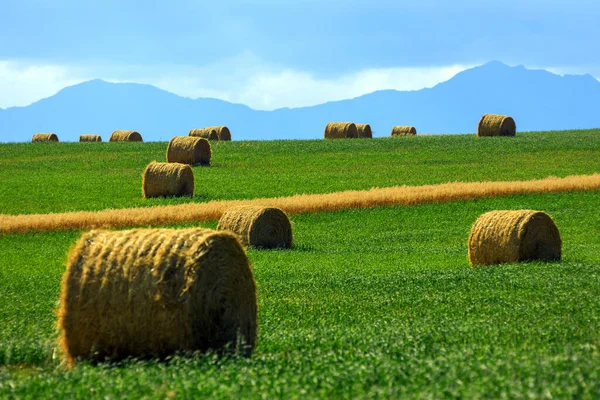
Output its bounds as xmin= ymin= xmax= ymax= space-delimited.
xmin=1 ymin=0 xmax=599 ymax=109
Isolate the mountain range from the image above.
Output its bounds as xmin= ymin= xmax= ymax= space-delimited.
xmin=1 ymin=61 xmax=599 ymax=142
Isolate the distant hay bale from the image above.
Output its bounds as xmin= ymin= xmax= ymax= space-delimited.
xmin=324 ymin=122 xmax=358 ymax=139
xmin=356 ymin=124 xmax=373 ymax=139
xmin=166 ymin=136 xmax=211 ymax=166
xmin=477 ymin=114 xmax=516 ymax=137
xmin=142 ymin=161 xmax=194 ymax=198
xmin=218 ymin=206 xmax=293 ymax=249
xmin=189 ymin=128 xmax=219 ymax=141
xmin=58 ymin=227 xmax=257 ymax=365
xmin=391 ymin=126 xmax=417 ymax=136
xmin=109 ymin=130 xmax=143 ymax=142
xmin=79 ymin=134 xmax=102 ymax=142
xmin=468 ymin=210 xmax=561 ymax=266
xmin=211 ymin=126 xmax=231 ymax=141
xmin=32 ymin=133 xmax=59 ymax=142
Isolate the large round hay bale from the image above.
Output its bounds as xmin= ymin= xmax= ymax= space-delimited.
xmin=142 ymin=161 xmax=194 ymax=198
xmin=477 ymin=114 xmax=516 ymax=137
xmin=468 ymin=210 xmax=561 ymax=266
xmin=166 ymin=136 xmax=211 ymax=166
xmin=79 ymin=134 xmax=102 ymax=142
xmin=324 ymin=122 xmax=358 ymax=139
xmin=217 ymin=206 xmax=293 ymax=249
xmin=32 ymin=133 xmax=59 ymax=142
xmin=58 ymin=227 xmax=257 ymax=365
xmin=109 ymin=130 xmax=143 ymax=142
xmin=189 ymin=128 xmax=219 ymax=141
xmin=212 ymin=126 xmax=231 ymax=141
xmin=356 ymin=124 xmax=373 ymax=139
xmin=390 ymin=126 xmax=417 ymax=136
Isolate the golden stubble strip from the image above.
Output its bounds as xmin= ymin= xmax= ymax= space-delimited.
xmin=2 ymin=174 xmax=600 ymax=234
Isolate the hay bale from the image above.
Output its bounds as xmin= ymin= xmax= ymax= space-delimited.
xmin=32 ymin=133 xmax=59 ymax=142
xmin=218 ymin=206 xmax=293 ymax=249
xmin=109 ymin=130 xmax=143 ymax=142
xmin=189 ymin=128 xmax=219 ymax=141
xmin=211 ymin=126 xmax=231 ymax=141
xmin=468 ymin=210 xmax=561 ymax=266
xmin=390 ymin=126 xmax=417 ymax=136
xmin=58 ymin=227 xmax=257 ymax=365
xmin=142 ymin=161 xmax=194 ymax=198
xmin=324 ymin=122 xmax=358 ymax=139
xmin=79 ymin=134 xmax=102 ymax=142
xmin=477 ymin=114 xmax=516 ymax=137
xmin=356 ymin=124 xmax=373 ymax=139
xmin=166 ymin=136 xmax=211 ymax=166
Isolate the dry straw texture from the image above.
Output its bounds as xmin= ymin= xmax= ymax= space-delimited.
xmin=211 ymin=126 xmax=231 ymax=141
xmin=324 ymin=122 xmax=358 ymax=139
xmin=79 ymin=134 xmax=102 ymax=142
xmin=166 ymin=136 xmax=211 ymax=166
xmin=109 ymin=130 xmax=143 ymax=142
xmin=391 ymin=126 xmax=417 ymax=136
xmin=468 ymin=210 xmax=561 ymax=266
xmin=32 ymin=133 xmax=59 ymax=142
xmin=477 ymin=114 xmax=516 ymax=137
xmin=189 ymin=128 xmax=219 ymax=141
xmin=58 ymin=227 xmax=257 ymax=365
xmin=2 ymin=174 xmax=599 ymax=234
xmin=218 ymin=206 xmax=293 ymax=249
xmin=142 ymin=161 xmax=194 ymax=198
xmin=356 ymin=124 xmax=373 ymax=139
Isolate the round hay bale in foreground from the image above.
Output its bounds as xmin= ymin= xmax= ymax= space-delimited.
xmin=166 ymin=136 xmax=211 ymax=166
xmin=79 ymin=134 xmax=102 ymax=142
xmin=109 ymin=130 xmax=143 ymax=142
xmin=324 ymin=122 xmax=358 ymax=139
xmin=390 ymin=126 xmax=417 ymax=136
xmin=32 ymin=133 xmax=59 ymax=142
xmin=58 ymin=227 xmax=257 ymax=365
xmin=218 ymin=206 xmax=293 ymax=249
xmin=468 ymin=210 xmax=561 ymax=266
xmin=477 ymin=114 xmax=516 ymax=137
xmin=189 ymin=128 xmax=219 ymax=141
xmin=356 ymin=124 xmax=373 ymax=139
xmin=142 ymin=161 xmax=194 ymax=198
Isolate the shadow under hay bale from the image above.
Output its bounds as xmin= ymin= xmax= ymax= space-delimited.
xmin=32 ymin=133 xmax=59 ymax=142
xmin=468 ymin=210 xmax=561 ymax=266
xmin=477 ymin=114 xmax=516 ymax=137
xmin=142 ymin=161 xmax=194 ymax=198
xmin=79 ymin=134 xmax=102 ymax=142
xmin=390 ymin=126 xmax=417 ymax=136
xmin=324 ymin=122 xmax=358 ymax=139
xmin=58 ymin=227 xmax=257 ymax=365
xmin=218 ymin=205 xmax=293 ymax=249
xmin=109 ymin=130 xmax=143 ymax=142
xmin=166 ymin=136 xmax=211 ymax=166
xmin=356 ymin=124 xmax=373 ymax=139
xmin=189 ymin=128 xmax=219 ymax=141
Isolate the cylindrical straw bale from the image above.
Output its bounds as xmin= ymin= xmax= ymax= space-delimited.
xmin=477 ymin=114 xmax=516 ymax=137
xmin=79 ymin=134 xmax=102 ymax=142
xmin=324 ymin=122 xmax=358 ymax=139
xmin=189 ymin=128 xmax=219 ymax=141
xmin=142 ymin=161 xmax=194 ymax=198
xmin=212 ymin=126 xmax=231 ymax=141
xmin=390 ymin=126 xmax=417 ymax=136
xmin=58 ymin=228 xmax=257 ymax=365
xmin=468 ymin=210 xmax=561 ymax=266
xmin=166 ymin=136 xmax=211 ymax=166
xmin=32 ymin=133 xmax=59 ymax=142
xmin=356 ymin=124 xmax=373 ymax=139
xmin=218 ymin=206 xmax=293 ymax=249
xmin=109 ymin=130 xmax=143 ymax=142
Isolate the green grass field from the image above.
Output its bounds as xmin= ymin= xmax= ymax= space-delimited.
xmin=1 ymin=131 xmax=600 ymax=398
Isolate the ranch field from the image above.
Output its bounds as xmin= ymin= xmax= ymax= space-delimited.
xmin=1 ymin=130 xmax=600 ymax=398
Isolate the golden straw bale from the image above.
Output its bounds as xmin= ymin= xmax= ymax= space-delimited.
xmin=109 ymin=130 xmax=143 ymax=142
xmin=356 ymin=124 xmax=373 ymax=139
xmin=477 ymin=114 xmax=516 ymax=137
xmin=57 ymin=227 xmax=257 ymax=365
xmin=142 ymin=161 xmax=194 ymax=198
xmin=468 ymin=210 xmax=561 ymax=266
xmin=217 ymin=205 xmax=293 ymax=249
xmin=390 ymin=126 xmax=417 ymax=136
xmin=166 ymin=136 xmax=211 ymax=166
xmin=32 ymin=133 xmax=59 ymax=142
xmin=211 ymin=126 xmax=231 ymax=141
xmin=324 ymin=122 xmax=358 ymax=139
xmin=79 ymin=134 xmax=102 ymax=142
xmin=189 ymin=128 xmax=219 ymax=141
